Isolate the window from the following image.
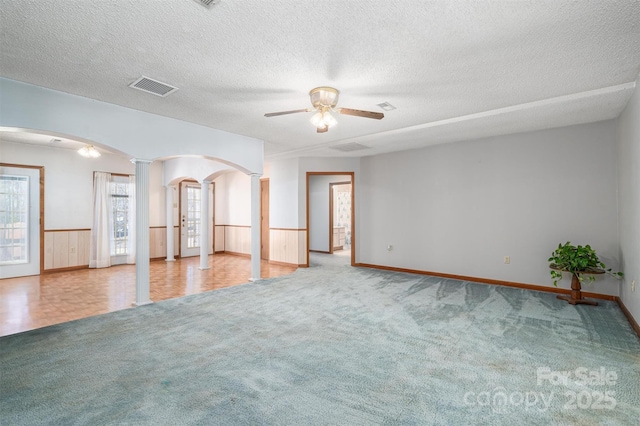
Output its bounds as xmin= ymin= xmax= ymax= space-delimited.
xmin=110 ymin=175 xmax=131 ymax=257
xmin=90 ymin=172 xmax=135 ymax=269
xmin=0 ymin=175 xmax=29 ymax=264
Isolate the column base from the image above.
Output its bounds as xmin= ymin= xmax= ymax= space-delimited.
xmin=133 ymin=300 xmax=153 ymax=307
xmin=165 ymin=258 xmax=176 ymax=262
xmin=249 ymin=277 xmax=261 ymax=282
xmin=198 ymin=267 xmax=210 ymax=270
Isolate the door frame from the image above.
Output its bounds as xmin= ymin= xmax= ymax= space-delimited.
xmin=177 ymin=179 xmax=215 ymax=258
xmin=0 ymin=163 xmax=45 ymax=275
xmin=306 ymin=172 xmax=355 ymax=267
xmin=260 ymin=178 xmax=269 ymax=260
xmin=328 ymin=181 xmax=351 ymax=254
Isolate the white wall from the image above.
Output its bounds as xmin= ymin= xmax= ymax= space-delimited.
xmin=0 ymin=139 xmax=255 ymax=251
xmin=359 ymin=120 xmax=621 ymax=295
xmin=0 ymin=139 xmax=165 ymax=229
xmin=149 ymin=161 xmax=166 ymax=227
xmin=266 ymin=158 xmax=300 ymax=229
xmin=0 ymin=140 xmax=152 ymax=229
xmin=163 ymin=157 xmax=234 ymax=186
xmin=0 ymin=78 xmax=264 ymax=174
xmin=214 ymin=171 xmax=251 ymax=226
xmin=264 ymin=156 xmax=360 ymax=231
xmin=309 ymin=175 xmax=351 ymax=252
xmin=617 ymin=76 xmax=640 ymax=324
xmin=263 ymin=157 xmax=359 ymax=264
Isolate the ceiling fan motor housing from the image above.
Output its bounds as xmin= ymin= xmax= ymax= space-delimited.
xmin=310 ymin=87 xmax=339 ymax=108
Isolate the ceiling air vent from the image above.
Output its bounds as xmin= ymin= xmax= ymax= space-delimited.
xmin=377 ymin=102 xmax=396 ymax=111
xmin=330 ymin=142 xmax=371 ymax=152
xmin=193 ymin=0 xmax=217 ymax=7
xmin=129 ymin=76 xmax=178 ymax=97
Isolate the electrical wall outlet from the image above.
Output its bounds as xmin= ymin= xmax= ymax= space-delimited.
xmin=504 ymin=256 xmax=510 ymax=264
xmin=69 ymin=247 xmax=76 ymax=254
xmin=632 ymin=280 xmax=636 ymax=292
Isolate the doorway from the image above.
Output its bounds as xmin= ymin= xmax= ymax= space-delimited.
xmin=179 ymin=181 xmax=214 ymax=258
xmin=329 ymin=182 xmax=352 ymax=254
xmin=306 ymin=172 xmax=355 ymax=267
xmin=0 ymin=164 xmax=43 ymax=278
xmin=261 ymin=179 xmax=269 ymax=260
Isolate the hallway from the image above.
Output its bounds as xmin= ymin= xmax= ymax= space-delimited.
xmin=0 ymin=254 xmax=296 ymax=337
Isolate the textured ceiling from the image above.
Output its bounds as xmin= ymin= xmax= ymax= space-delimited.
xmin=1 ymin=0 xmax=639 ymax=160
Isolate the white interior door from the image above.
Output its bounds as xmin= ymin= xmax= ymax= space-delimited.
xmin=0 ymin=166 xmax=40 ymax=278
xmin=180 ymin=182 xmax=214 ymax=258
xmin=181 ymin=182 xmax=201 ymax=258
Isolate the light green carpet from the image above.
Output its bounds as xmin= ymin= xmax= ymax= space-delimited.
xmin=1 ymin=253 xmax=639 ymax=425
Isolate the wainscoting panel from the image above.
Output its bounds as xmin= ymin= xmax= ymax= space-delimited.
xmin=77 ymin=231 xmax=90 ymax=266
xmin=42 ymin=226 xmax=300 ymax=271
xmin=215 ymin=225 xmax=225 ymax=252
xmin=224 ymin=226 xmax=251 ymax=255
xmin=149 ymin=227 xmax=167 ymax=259
xmin=67 ymin=231 xmax=78 ymax=266
xmin=174 ymin=226 xmax=179 ymax=257
xmin=43 ymin=233 xmax=53 ymax=270
xmin=44 ymin=228 xmax=170 ymax=272
xmin=52 ymin=232 xmax=69 ymax=269
xmin=44 ymin=229 xmax=91 ymax=271
xmin=298 ymin=231 xmax=307 ymax=265
xmin=151 ymin=226 xmax=181 ymax=259
xmin=269 ymin=229 xmax=306 ymax=266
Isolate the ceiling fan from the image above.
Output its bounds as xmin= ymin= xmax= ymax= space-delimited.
xmin=264 ymin=87 xmax=384 ymax=133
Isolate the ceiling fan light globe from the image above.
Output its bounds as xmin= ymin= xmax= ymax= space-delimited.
xmin=78 ymin=144 xmax=101 ymax=158
xmin=322 ymin=111 xmax=337 ymax=127
xmin=310 ymin=111 xmax=324 ymax=127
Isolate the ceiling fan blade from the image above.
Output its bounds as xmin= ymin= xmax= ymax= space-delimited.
xmin=317 ymin=126 xmax=328 ymax=134
xmin=264 ymin=108 xmax=311 ymax=117
xmin=337 ymin=108 xmax=384 ymax=120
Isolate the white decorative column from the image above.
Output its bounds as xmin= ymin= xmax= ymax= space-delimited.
xmin=199 ymin=180 xmax=211 ymax=270
xmin=165 ymin=185 xmax=175 ymax=262
xmin=133 ymin=159 xmax=152 ymax=306
xmin=249 ymin=173 xmax=261 ymax=281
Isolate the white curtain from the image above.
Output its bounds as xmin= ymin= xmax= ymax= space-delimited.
xmin=89 ymin=172 xmax=112 ymax=268
xmin=126 ymin=174 xmax=136 ymax=264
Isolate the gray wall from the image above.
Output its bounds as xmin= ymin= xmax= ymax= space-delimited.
xmin=617 ymin=74 xmax=640 ymax=324
xmin=359 ymin=120 xmax=621 ymax=295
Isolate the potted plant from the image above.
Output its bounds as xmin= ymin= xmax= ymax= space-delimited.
xmin=548 ymin=241 xmax=623 ymax=306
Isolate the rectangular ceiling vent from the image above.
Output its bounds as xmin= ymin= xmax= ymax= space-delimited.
xmin=193 ymin=0 xmax=217 ymax=7
xmin=330 ymin=142 xmax=371 ymax=152
xmin=377 ymin=102 xmax=396 ymax=111
xmin=129 ymin=76 xmax=178 ymax=97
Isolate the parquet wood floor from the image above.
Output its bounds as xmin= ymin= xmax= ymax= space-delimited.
xmin=0 ymin=254 xmax=297 ymax=337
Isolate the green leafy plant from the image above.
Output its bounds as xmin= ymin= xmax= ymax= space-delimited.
xmin=548 ymin=242 xmax=623 ymax=286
